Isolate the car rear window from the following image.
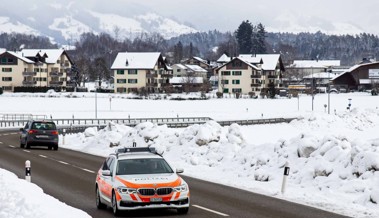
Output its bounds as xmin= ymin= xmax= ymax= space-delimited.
xmin=31 ymin=122 xmax=57 ymax=130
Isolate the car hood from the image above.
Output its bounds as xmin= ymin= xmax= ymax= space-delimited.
xmin=115 ymin=173 xmax=182 ymax=188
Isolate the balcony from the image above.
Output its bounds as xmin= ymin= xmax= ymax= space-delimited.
xmin=50 ymin=81 xmax=63 ymax=85
xmin=251 ymin=74 xmax=261 ymax=78
xmin=161 ymin=74 xmax=173 ymax=78
xmin=50 ymin=72 xmax=64 ymax=77
xmin=146 ymin=73 xmax=158 ymax=78
xmin=251 ymin=84 xmax=261 ymax=87
xmin=23 ymin=71 xmax=37 ymax=76
xmin=267 ymin=75 xmax=277 ymax=79
xmin=23 ymin=80 xmax=37 ymax=85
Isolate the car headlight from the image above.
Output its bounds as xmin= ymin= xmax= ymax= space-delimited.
xmin=117 ymin=186 xmax=137 ymax=194
xmin=174 ymin=184 xmax=188 ymax=192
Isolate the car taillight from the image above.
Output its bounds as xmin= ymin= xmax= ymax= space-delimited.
xmin=51 ymin=131 xmax=58 ymax=135
xmin=28 ymin=130 xmax=37 ymax=134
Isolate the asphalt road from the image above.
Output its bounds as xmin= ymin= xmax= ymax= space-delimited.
xmin=0 ymin=130 xmax=349 ymax=218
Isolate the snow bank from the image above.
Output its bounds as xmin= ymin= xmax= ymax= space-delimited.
xmin=0 ymin=169 xmax=90 ymax=218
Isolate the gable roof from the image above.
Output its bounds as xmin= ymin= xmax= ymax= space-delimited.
xmin=18 ymin=49 xmax=69 ymax=64
xmin=217 ymin=53 xmax=230 ymax=63
xmin=331 ymin=61 xmax=379 ymax=81
xmin=292 ymin=60 xmax=341 ymax=68
xmin=238 ymin=54 xmax=262 ymax=64
xmin=185 ymin=64 xmax=207 ymax=73
xmin=6 ymin=51 xmax=35 ymax=64
xmin=111 ymin=52 xmax=162 ymax=69
xmin=216 ymin=57 xmax=260 ymax=72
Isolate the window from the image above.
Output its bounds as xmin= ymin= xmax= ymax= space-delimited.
xmin=222 ymin=80 xmax=229 ymax=85
xmin=177 ymin=69 xmax=181 ymax=73
xmin=7 ymin=58 xmax=14 ymax=63
xmin=116 ymin=87 xmax=126 ymax=93
xmin=2 ymin=68 xmax=12 ymax=72
xmin=232 ymin=80 xmax=240 ymax=84
xmin=1 ymin=58 xmax=6 ymax=63
xmin=2 ymin=77 xmax=12 ymax=81
xmin=232 ymin=88 xmax=242 ymax=93
xmin=117 ymin=79 xmax=127 ymax=84
xmin=223 ymin=88 xmax=229 ymax=93
xmin=232 ymin=71 xmax=242 ymax=76
xmin=221 ymin=71 xmax=231 ymax=76
xmin=128 ymin=79 xmax=138 ymax=84
xmin=2 ymin=86 xmax=12 ymax=91
xmin=116 ymin=69 xmax=124 ymax=75
xmin=128 ymin=69 xmax=137 ymax=74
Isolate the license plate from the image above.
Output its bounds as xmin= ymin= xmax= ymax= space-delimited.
xmin=36 ymin=135 xmax=49 ymax=138
xmin=150 ymin=198 xmax=162 ymax=202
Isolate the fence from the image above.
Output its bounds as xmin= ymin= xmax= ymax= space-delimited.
xmin=0 ymin=116 xmax=297 ymax=130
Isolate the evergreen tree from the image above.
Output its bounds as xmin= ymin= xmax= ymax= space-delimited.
xmin=235 ymin=20 xmax=253 ymax=54
xmin=255 ymin=23 xmax=267 ymax=54
xmin=174 ymin=41 xmax=183 ymax=63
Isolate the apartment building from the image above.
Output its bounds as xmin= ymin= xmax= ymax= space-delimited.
xmin=111 ymin=52 xmax=172 ymax=93
xmin=0 ymin=49 xmax=73 ymax=92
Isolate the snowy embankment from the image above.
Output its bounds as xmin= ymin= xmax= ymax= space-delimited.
xmin=0 ymin=169 xmax=90 ymax=218
xmin=61 ymin=108 xmax=379 ymax=218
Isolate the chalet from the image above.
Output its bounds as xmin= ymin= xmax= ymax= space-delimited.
xmin=111 ymin=52 xmax=172 ymax=93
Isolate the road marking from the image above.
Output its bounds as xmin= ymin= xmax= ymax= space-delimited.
xmin=9 ymin=145 xmax=15 ymax=148
xmin=39 ymin=155 xmax=47 ymax=158
xmin=0 ymin=141 xmax=3 ymax=144
xmin=58 ymin=161 xmax=69 ymax=165
xmin=23 ymin=150 xmax=31 ymax=153
xmin=193 ymin=205 xmax=229 ymax=217
xmin=10 ymin=133 xmax=17 ymax=135
xmin=81 ymin=168 xmax=96 ymax=174
xmin=2 ymin=134 xmax=8 ymax=136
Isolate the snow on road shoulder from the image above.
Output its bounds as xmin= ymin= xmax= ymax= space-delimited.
xmin=0 ymin=169 xmax=90 ymax=218
xmin=61 ymin=108 xmax=379 ymax=218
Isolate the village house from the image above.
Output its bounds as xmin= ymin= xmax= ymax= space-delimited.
xmin=216 ymin=54 xmax=285 ymax=95
xmin=111 ymin=52 xmax=172 ymax=93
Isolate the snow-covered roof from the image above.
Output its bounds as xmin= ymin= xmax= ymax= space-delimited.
xmin=217 ymin=54 xmax=230 ymax=63
xmin=0 ymin=48 xmax=6 ymax=54
xmin=7 ymin=51 xmax=35 ymax=64
xmin=111 ymin=52 xmax=162 ymax=69
xmin=19 ymin=49 xmax=66 ymax=64
xmin=169 ymin=76 xmax=203 ymax=84
xmin=173 ymin=64 xmax=187 ymax=70
xmin=185 ymin=64 xmax=207 ymax=73
xmin=331 ymin=61 xmax=379 ymax=81
xmin=209 ymin=75 xmax=218 ymax=82
xmin=193 ymin=56 xmax=207 ymax=64
xmin=304 ymin=72 xmax=341 ymax=80
xmin=216 ymin=57 xmax=260 ymax=72
xmin=238 ymin=54 xmax=262 ymax=64
xmin=292 ymin=60 xmax=341 ymax=68
xmin=256 ymin=54 xmax=281 ymax=71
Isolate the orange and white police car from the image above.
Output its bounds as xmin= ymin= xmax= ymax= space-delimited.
xmin=95 ymin=146 xmax=190 ymax=216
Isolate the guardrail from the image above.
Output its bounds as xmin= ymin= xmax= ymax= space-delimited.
xmin=0 ymin=113 xmax=46 ymax=121
xmin=0 ymin=117 xmax=298 ymax=131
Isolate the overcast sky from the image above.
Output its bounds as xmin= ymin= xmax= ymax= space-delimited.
xmin=7 ymin=0 xmax=379 ymax=35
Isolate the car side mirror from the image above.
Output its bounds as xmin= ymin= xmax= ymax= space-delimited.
xmin=176 ymin=168 xmax=184 ymax=174
xmin=102 ymin=170 xmax=111 ymax=176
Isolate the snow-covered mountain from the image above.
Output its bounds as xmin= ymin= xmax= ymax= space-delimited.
xmin=0 ymin=2 xmax=198 ymax=44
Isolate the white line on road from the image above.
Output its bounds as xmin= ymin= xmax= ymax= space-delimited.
xmin=192 ymin=205 xmax=229 ymax=217
xmin=81 ymin=168 xmax=96 ymax=174
xmin=0 ymin=142 xmax=3 ymax=144
xmin=58 ymin=161 xmax=69 ymax=165
xmin=2 ymin=134 xmax=8 ymax=136
xmin=8 ymin=145 xmax=15 ymax=148
xmin=10 ymin=133 xmax=17 ymax=135
xmin=23 ymin=150 xmax=30 ymax=153
xmin=39 ymin=155 xmax=47 ymax=158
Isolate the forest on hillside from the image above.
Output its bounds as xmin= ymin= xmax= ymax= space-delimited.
xmin=1 ymin=25 xmax=379 ymax=83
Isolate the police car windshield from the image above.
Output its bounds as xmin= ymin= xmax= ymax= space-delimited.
xmin=116 ymin=158 xmax=174 ymax=175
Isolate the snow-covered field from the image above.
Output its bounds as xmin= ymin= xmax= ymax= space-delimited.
xmin=1 ymin=91 xmax=379 ymax=218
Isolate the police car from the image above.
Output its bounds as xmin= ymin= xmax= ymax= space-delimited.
xmin=95 ymin=145 xmax=190 ymax=216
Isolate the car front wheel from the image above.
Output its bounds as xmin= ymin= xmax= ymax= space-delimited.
xmin=112 ymin=191 xmax=121 ymax=216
